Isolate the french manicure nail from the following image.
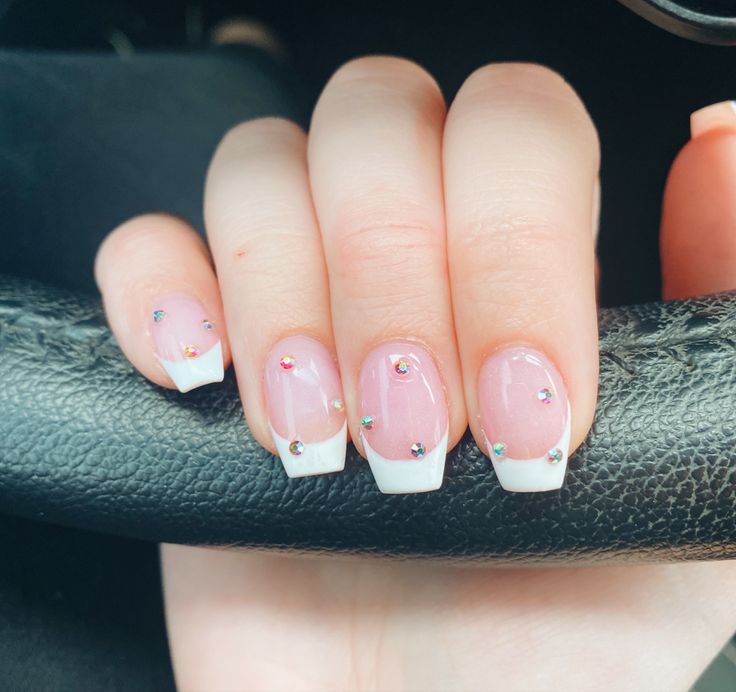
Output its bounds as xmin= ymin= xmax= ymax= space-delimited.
xmin=264 ymin=336 xmax=347 ymax=478
xmin=691 ymin=100 xmax=736 ymax=139
xmin=150 ymin=295 xmax=224 ymax=393
xmin=359 ymin=341 xmax=448 ymax=494
xmin=479 ymin=346 xmax=570 ymax=493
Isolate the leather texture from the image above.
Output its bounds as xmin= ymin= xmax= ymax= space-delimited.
xmin=1 ymin=273 xmax=735 ymax=564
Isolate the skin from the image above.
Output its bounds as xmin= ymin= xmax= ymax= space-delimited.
xmin=94 ymin=59 xmax=736 ymax=690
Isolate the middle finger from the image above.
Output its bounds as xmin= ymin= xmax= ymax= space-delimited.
xmin=308 ymin=57 xmax=464 ymax=494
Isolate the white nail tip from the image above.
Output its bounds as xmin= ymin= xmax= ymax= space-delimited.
xmin=488 ymin=403 xmax=571 ymax=493
xmin=272 ymin=422 xmax=347 ymax=479
xmin=159 ymin=341 xmax=224 ymax=393
xmin=362 ymin=430 xmax=448 ymax=495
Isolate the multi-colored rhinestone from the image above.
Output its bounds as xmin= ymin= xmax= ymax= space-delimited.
xmin=183 ymin=345 xmax=200 ymax=359
xmin=537 ymin=388 xmax=553 ymax=404
xmin=360 ymin=415 xmax=375 ymax=430
xmin=394 ymin=359 xmax=410 ymax=375
xmin=279 ymin=355 xmax=296 ymax=370
xmin=546 ymin=447 xmax=563 ymax=464
xmin=289 ymin=440 xmax=304 ymax=456
xmin=332 ymin=399 xmax=344 ymax=412
xmin=153 ymin=310 xmax=166 ymax=323
xmin=492 ymin=442 xmax=507 ymax=459
xmin=410 ymin=442 xmax=426 ymax=458
xmin=202 ymin=320 xmax=215 ymax=331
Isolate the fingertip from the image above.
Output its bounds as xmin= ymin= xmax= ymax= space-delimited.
xmin=96 ymin=214 xmax=231 ymax=394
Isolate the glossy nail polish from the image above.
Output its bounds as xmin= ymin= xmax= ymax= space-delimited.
xmin=150 ymin=295 xmax=224 ymax=393
xmin=359 ymin=341 xmax=448 ymax=494
xmin=264 ymin=336 xmax=346 ymax=478
xmin=478 ymin=346 xmax=570 ymax=493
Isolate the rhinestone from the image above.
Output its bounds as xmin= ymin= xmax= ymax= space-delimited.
xmin=360 ymin=415 xmax=374 ymax=430
xmin=537 ymin=388 xmax=553 ymax=404
xmin=289 ymin=440 xmax=304 ymax=456
xmin=492 ymin=442 xmax=507 ymax=458
xmin=279 ymin=355 xmax=296 ymax=370
xmin=183 ymin=345 xmax=200 ymax=359
xmin=202 ymin=320 xmax=215 ymax=330
xmin=410 ymin=442 xmax=426 ymax=458
xmin=332 ymin=399 xmax=344 ymax=412
xmin=547 ymin=447 xmax=563 ymax=464
xmin=152 ymin=310 xmax=166 ymax=323
xmin=394 ymin=359 xmax=410 ymax=375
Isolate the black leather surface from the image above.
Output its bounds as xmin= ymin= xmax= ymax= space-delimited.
xmin=1 ymin=272 xmax=735 ymax=563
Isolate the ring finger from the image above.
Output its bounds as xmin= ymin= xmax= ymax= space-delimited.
xmin=205 ymin=118 xmax=347 ymax=479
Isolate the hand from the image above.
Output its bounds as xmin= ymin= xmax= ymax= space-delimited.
xmin=95 ymin=59 xmax=736 ymax=690
xmin=96 ymin=59 xmax=599 ymax=494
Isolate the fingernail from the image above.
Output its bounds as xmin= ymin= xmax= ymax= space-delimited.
xmin=359 ymin=341 xmax=448 ymax=494
xmin=479 ymin=345 xmax=570 ymax=493
xmin=691 ymin=101 xmax=736 ymax=139
xmin=264 ymin=336 xmax=347 ymax=478
xmin=150 ymin=295 xmax=224 ymax=393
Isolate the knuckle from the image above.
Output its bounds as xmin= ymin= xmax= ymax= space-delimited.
xmin=329 ymin=55 xmax=439 ymax=92
xmin=463 ymin=62 xmax=571 ymax=102
xmin=332 ymin=222 xmax=443 ymax=300
xmin=206 ymin=119 xmax=308 ymax=239
xmin=459 ymin=62 xmax=599 ymax=162
xmin=213 ymin=119 xmax=306 ymax=173
xmin=95 ymin=214 xmax=202 ymax=291
xmin=219 ymin=117 xmax=305 ymax=149
xmin=452 ymin=213 xmax=588 ymax=332
xmin=455 ymin=213 xmax=569 ymax=284
xmin=99 ymin=214 xmax=192 ymax=262
xmin=322 ymin=56 xmax=443 ymax=114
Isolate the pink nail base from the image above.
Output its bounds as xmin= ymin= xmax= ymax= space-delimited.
xmin=359 ymin=340 xmax=449 ymax=494
xmin=487 ymin=402 xmax=571 ymax=492
xmin=264 ymin=335 xmax=346 ymax=478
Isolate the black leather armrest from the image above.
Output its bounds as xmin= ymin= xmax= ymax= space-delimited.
xmin=1 ymin=273 xmax=735 ymax=563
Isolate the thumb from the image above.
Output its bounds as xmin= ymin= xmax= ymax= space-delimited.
xmin=661 ymin=100 xmax=736 ymax=300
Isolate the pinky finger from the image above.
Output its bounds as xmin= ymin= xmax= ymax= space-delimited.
xmin=95 ymin=214 xmax=230 ymax=393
